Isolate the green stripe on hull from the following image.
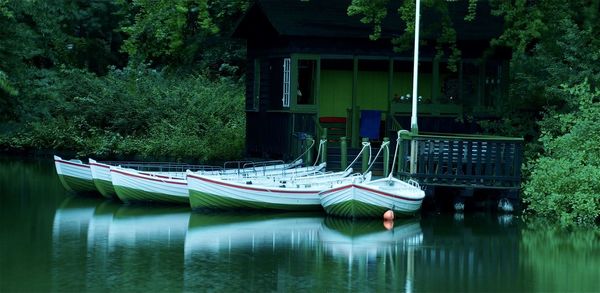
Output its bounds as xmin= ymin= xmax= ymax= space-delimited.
xmin=93 ymin=179 xmax=117 ymax=199
xmin=189 ymin=189 xmax=322 ymax=211
xmin=324 ymin=200 xmax=415 ymax=218
xmin=58 ymin=174 xmax=97 ymax=193
xmin=113 ymin=185 xmax=188 ymax=205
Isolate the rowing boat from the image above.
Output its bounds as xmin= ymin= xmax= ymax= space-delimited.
xmin=110 ymin=167 xmax=189 ymax=204
xmin=187 ymin=169 xmax=370 ymax=211
xmin=54 ymin=155 xmax=96 ymax=193
xmin=319 ymin=177 xmax=425 ymax=218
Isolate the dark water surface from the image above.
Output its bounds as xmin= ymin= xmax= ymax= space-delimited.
xmin=1 ymin=157 xmax=598 ymax=292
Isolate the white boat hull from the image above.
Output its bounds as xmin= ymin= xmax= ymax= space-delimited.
xmin=320 ymin=177 xmax=425 ymax=218
xmin=110 ymin=167 xmax=188 ymax=204
xmin=54 ymin=155 xmax=97 ymax=193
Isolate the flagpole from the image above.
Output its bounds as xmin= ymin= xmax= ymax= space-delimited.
xmin=410 ymin=0 xmax=420 ymax=134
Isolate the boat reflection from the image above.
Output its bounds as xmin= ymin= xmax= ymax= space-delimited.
xmin=318 ymin=217 xmax=423 ymax=292
xmin=184 ymin=212 xmax=323 ymax=292
xmin=106 ymin=205 xmax=191 ymax=291
xmin=52 ymin=198 xmax=191 ymax=291
xmin=185 ymin=212 xmax=323 ymax=253
xmin=319 ymin=217 xmax=423 ymax=259
xmin=107 ymin=205 xmax=190 ymax=249
xmin=51 ymin=196 xmax=107 ymax=291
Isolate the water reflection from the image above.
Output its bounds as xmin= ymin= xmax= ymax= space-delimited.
xmin=6 ymin=158 xmax=600 ymax=292
xmin=183 ymin=213 xmax=428 ymax=291
xmin=320 ymin=218 xmax=423 ymax=259
xmin=520 ymin=224 xmax=600 ymax=292
xmin=85 ymin=200 xmax=120 ymax=292
xmin=108 ymin=205 xmax=190 ymax=249
xmin=107 ymin=205 xmax=190 ymax=291
xmin=184 ymin=212 xmax=323 ymax=291
xmin=319 ymin=218 xmax=423 ymax=292
xmin=51 ymin=196 xmax=190 ymax=291
xmin=51 ymin=196 xmax=104 ymax=292
xmin=416 ymin=213 xmax=523 ymax=292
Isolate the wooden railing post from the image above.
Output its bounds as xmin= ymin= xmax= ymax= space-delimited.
xmin=398 ymin=130 xmax=408 ymax=174
xmin=340 ymin=136 xmax=348 ymax=170
xmin=305 ymin=135 xmax=313 ymax=166
xmin=320 ymin=128 xmax=328 ymax=165
xmin=383 ymin=137 xmax=390 ymax=177
xmin=410 ymin=139 xmax=418 ymax=174
xmin=361 ymin=137 xmax=369 ymax=173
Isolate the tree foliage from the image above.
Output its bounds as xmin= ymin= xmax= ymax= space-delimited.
xmin=0 ymin=0 xmax=248 ymax=161
xmin=523 ymin=81 xmax=600 ymax=225
xmin=118 ymin=0 xmax=248 ymax=74
xmin=491 ymin=0 xmax=600 ymax=109
xmin=1 ymin=66 xmax=245 ymax=162
xmin=348 ymin=0 xmax=473 ymax=72
xmin=487 ymin=0 xmax=600 ymax=224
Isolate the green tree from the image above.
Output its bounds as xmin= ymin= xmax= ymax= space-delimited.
xmin=1 ymin=0 xmax=247 ymax=162
xmin=347 ymin=0 xmax=478 ymax=72
xmin=488 ymin=0 xmax=600 ymax=224
xmin=118 ymin=0 xmax=248 ymax=74
xmin=491 ymin=0 xmax=600 ymax=111
xmin=523 ymin=81 xmax=600 ymax=225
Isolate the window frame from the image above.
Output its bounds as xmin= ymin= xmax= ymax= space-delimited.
xmin=290 ymin=54 xmax=320 ymax=113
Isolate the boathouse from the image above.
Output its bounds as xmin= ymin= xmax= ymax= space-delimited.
xmin=233 ymin=0 xmax=523 ymax=204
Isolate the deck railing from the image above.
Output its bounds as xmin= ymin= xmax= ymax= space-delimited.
xmin=397 ymin=131 xmax=524 ymax=189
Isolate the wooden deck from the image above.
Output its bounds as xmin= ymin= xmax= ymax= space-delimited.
xmin=313 ymin=129 xmax=524 ymax=206
xmin=397 ymin=131 xmax=523 ymax=190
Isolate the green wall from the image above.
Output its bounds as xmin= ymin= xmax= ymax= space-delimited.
xmin=319 ymin=70 xmax=352 ymax=117
xmin=357 ymin=70 xmax=389 ymax=112
xmin=391 ymin=72 xmax=433 ymax=103
xmin=319 ymin=68 xmax=434 ymax=118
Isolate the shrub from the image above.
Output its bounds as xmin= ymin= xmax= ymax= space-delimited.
xmin=523 ymin=81 xmax=600 ymax=225
xmin=1 ymin=65 xmax=245 ymax=162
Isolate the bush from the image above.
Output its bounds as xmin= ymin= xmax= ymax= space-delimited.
xmin=1 ymin=65 xmax=245 ymax=162
xmin=523 ymin=81 xmax=600 ymax=225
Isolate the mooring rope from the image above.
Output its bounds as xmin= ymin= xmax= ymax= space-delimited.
xmin=344 ymin=141 xmax=371 ymax=172
xmin=313 ymin=139 xmax=326 ymax=166
xmin=290 ymin=138 xmax=315 ymax=167
xmin=389 ymin=130 xmax=407 ymax=179
xmin=364 ymin=140 xmax=390 ymax=174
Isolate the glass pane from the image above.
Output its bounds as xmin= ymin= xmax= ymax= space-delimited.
xmin=298 ymin=59 xmax=316 ymax=105
xmin=483 ymin=60 xmax=502 ymax=108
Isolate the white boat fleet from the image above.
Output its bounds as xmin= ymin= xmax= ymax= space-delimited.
xmin=54 ymin=143 xmax=425 ymax=218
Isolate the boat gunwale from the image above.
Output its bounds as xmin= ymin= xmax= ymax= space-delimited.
xmin=187 ymin=173 xmax=323 ymax=195
xmin=320 ymin=183 xmax=424 ymax=202
xmin=55 ymin=158 xmax=91 ymax=169
xmin=111 ymin=168 xmax=187 ymax=186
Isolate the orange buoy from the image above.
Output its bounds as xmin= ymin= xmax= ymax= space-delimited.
xmin=383 ymin=210 xmax=395 ymax=221
xmin=383 ymin=220 xmax=394 ymax=230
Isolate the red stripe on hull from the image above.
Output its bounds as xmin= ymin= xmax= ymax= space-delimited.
xmin=111 ymin=169 xmax=186 ymax=185
xmin=188 ymin=174 xmax=318 ymax=195
xmin=55 ymin=159 xmax=91 ymax=169
xmin=321 ymin=184 xmax=422 ymax=202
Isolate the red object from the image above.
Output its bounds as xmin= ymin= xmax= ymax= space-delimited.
xmin=319 ymin=117 xmax=346 ymax=124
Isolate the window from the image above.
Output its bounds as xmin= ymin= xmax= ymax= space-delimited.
xmin=297 ymin=59 xmax=317 ymax=105
xmin=483 ymin=60 xmax=502 ymax=108
xmin=282 ymin=58 xmax=291 ymax=108
xmin=250 ymin=59 xmax=260 ymax=111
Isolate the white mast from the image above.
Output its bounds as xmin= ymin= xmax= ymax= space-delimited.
xmin=410 ymin=0 xmax=421 ymax=134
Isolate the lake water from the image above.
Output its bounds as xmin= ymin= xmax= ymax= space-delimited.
xmin=1 ymin=157 xmax=598 ymax=292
